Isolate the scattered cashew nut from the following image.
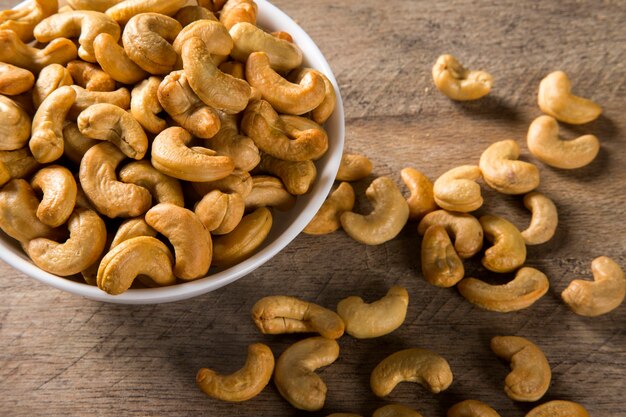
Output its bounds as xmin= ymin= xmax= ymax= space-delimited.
xmin=538 ymin=71 xmax=602 ymax=125
xmin=447 ymin=400 xmax=501 ymax=417
xmin=93 ymin=32 xmax=148 ymax=85
xmin=229 ymin=22 xmax=302 ymax=71
xmin=304 ymin=182 xmax=355 ymax=235
xmin=401 ymin=167 xmax=436 ymax=220
xmin=479 ymin=140 xmax=540 ymax=195
xmin=480 ymin=215 xmax=526 ymax=273
xmin=432 ymin=54 xmax=492 ymax=101
xmin=525 ymin=400 xmax=590 ymax=417
xmin=433 ymin=165 xmax=483 ymax=212
xmin=421 ymin=225 xmax=465 ymax=288
xmin=417 ymin=210 xmax=483 ymax=259
xmin=521 ymin=192 xmax=558 ymax=245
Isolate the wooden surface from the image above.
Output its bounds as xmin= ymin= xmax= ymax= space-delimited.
xmin=1 ymin=0 xmax=625 ymax=416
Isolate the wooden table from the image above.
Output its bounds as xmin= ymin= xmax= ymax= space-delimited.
xmin=1 ymin=0 xmax=624 ymax=416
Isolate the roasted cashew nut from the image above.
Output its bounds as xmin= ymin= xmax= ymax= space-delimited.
xmin=337 ymin=286 xmax=409 ymax=339
xmin=62 ymin=122 xmax=99 ymax=164
xmin=491 ymin=335 xmax=551 ymax=402
xmin=30 ymin=85 xmax=76 ymax=163
xmin=130 ymin=76 xmax=166 ymax=134
xmin=93 ymin=33 xmax=148 ymax=85
xmin=521 ymin=192 xmax=558 ymax=245
xmin=479 ymin=140 xmax=540 ymax=195
xmin=30 ymin=165 xmax=77 ymax=227
xmin=421 ymin=225 xmax=464 ymax=288
xmin=480 ymin=215 xmax=526 ymax=273
xmin=246 ymin=51 xmax=325 ymax=115
xmin=194 ymin=190 xmax=245 ymax=235
xmin=0 ymin=95 xmax=31 ymax=151
xmin=0 ymin=0 xmax=57 ymax=42
xmin=210 ymin=111 xmax=260 ymax=171
xmin=79 ymin=142 xmax=152 ymax=218
xmin=110 ymin=217 xmax=157 ymax=249
xmin=145 ymin=203 xmax=212 ymax=280
xmin=538 ymin=71 xmax=602 ymax=125
xmin=374 ymin=404 xmax=424 ymax=417
xmin=340 ymin=176 xmax=409 ymax=245
xmin=336 ymin=153 xmax=373 ymax=182
xmin=525 ymin=400 xmax=590 ymax=417
xmin=69 ymin=85 xmax=131 ymax=120
xmin=561 ymin=256 xmax=625 ymax=317
xmin=457 ymin=267 xmax=549 ymax=312
xmin=527 ymin=115 xmax=599 ymax=169
xmin=370 ymin=348 xmax=453 ymax=397
xmin=229 ymin=22 xmax=302 ymax=71
xmin=401 ymin=167 xmax=436 ymax=220
xmin=151 ymin=127 xmax=234 ymax=182
xmin=447 ymin=400 xmax=501 ymax=417
xmin=196 ymin=343 xmax=274 ymax=402
xmin=274 ymin=336 xmax=340 ymax=411
xmin=27 ymin=208 xmax=107 ymax=276
xmin=432 ymin=54 xmax=492 ymax=101
xmin=433 ymin=165 xmax=483 ymax=212
xmin=290 ymin=68 xmax=337 ymax=125
xmin=32 ymin=63 xmax=73 ymax=108
xmin=0 ymin=62 xmax=35 ymax=96
xmin=105 ymin=0 xmax=188 ymax=25
xmin=97 ymin=236 xmax=176 ymax=295
xmin=0 ymin=28 xmax=77 ymax=73
xmin=67 ymin=60 xmax=115 ymax=92
xmin=119 ymin=160 xmax=184 ymax=207
xmin=0 ymin=148 xmax=40 ymax=186
xmin=244 ymin=175 xmax=295 ymax=212
xmin=417 ymin=210 xmax=483 ymax=259
xmin=175 ymin=6 xmax=217 ymax=27
xmin=219 ymin=0 xmax=257 ymax=30
xmin=34 ymin=10 xmax=121 ymax=63
xmin=172 ymin=19 xmax=232 ymax=56
xmin=258 ymin=153 xmax=316 ymax=195
xmin=304 ymin=182 xmax=355 ymax=235
xmin=192 ymin=169 xmax=253 ymax=199
xmin=252 ymin=294 xmax=344 ymax=339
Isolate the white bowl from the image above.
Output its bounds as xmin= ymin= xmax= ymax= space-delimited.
xmin=0 ymin=0 xmax=345 ymax=304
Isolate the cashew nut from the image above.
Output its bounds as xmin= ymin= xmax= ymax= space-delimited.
xmin=0 ymin=0 xmax=57 ymax=42
xmin=258 ymin=153 xmax=316 ymax=195
xmin=93 ymin=32 xmax=148 ymax=84
xmin=336 ymin=153 xmax=372 ymax=182
xmin=105 ymin=0 xmax=187 ymax=25
xmin=69 ymin=85 xmax=131 ymax=120
xmin=196 ymin=343 xmax=274 ymax=402
xmin=194 ymin=190 xmax=245 ymax=235
xmin=151 ymin=127 xmax=234 ymax=182
xmin=491 ymin=335 xmax=551 ymax=402
xmin=304 ymin=182 xmax=355 ymax=235
xmin=182 ymin=36 xmax=251 ymax=114
xmin=32 ymin=63 xmax=73 ymax=108
xmin=129 ymin=76 xmax=166 ymax=134
xmin=0 ymin=28 xmax=77 ymax=73
xmin=97 ymin=235 xmax=176 ymax=295
xmin=374 ymin=404 xmax=424 ymax=417
xmin=290 ymin=68 xmax=337 ymax=124
xmin=274 ymin=336 xmax=340 ymax=411
xmin=110 ymin=216 xmax=157 ymax=249
xmin=370 ymin=348 xmax=453 ymax=397
xmin=337 ymin=286 xmax=409 ymax=339
xmin=480 ymin=215 xmax=526 ymax=273
xmin=521 ymin=192 xmax=558 ymax=245
xmin=0 ymin=95 xmax=31 ymax=151
xmin=479 ymin=140 xmax=540 ymax=195
xmin=0 ymin=148 xmax=40 ymax=186
xmin=230 ymin=22 xmax=302 ymax=71
xmin=246 ymin=51 xmax=324 ymax=115
xmin=561 ymin=256 xmax=625 ymax=317
xmin=417 ymin=210 xmax=483 ymax=259
xmin=192 ymin=169 xmax=253 ymax=198
xmin=0 ymin=62 xmax=35 ymax=95
xmin=219 ymin=0 xmax=257 ymax=30
xmin=66 ymin=0 xmax=121 ymax=13
xmin=66 ymin=60 xmax=115 ymax=92
xmin=210 ymin=111 xmax=260 ymax=171
xmin=172 ymin=19 xmax=232 ymax=56
xmin=145 ymin=203 xmax=212 ymax=280
xmin=62 ymin=122 xmax=99 ymax=164
xmin=79 ymin=142 xmax=152 ymax=217
xmin=525 ymin=400 xmax=590 ymax=417
xmin=400 ymin=167 xmax=436 ymax=220
xmin=251 ymin=293 xmax=344 ymax=339
xmin=538 ymin=71 xmax=602 ymax=125
xmin=432 ymin=54 xmax=492 ymax=101
xmin=26 ymin=208 xmax=107 ymax=276
xmin=244 ymin=175 xmax=295 ymax=211
xmin=457 ymin=267 xmax=549 ymax=312
xmin=527 ymin=115 xmax=599 ymax=169
xmin=30 ymin=165 xmax=77 ymax=227
xmin=421 ymin=225 xmax=464 ymax=288
xmin=119 ymin=160 xmax=184 ymax=207
xmin=175 ymin=6 xmax=217 ymax=27
xmin=433 ymin=165 xmax=483 ymax=212
xmin=30 ymin=85 xmax=76 ymax=163
xmin=340 ymin=176 xmax=409 ymax=245
xmin=447 ymin=400 xmax=501 ymax=417
xmin=34 ymin=10 xmax=121 ymax=63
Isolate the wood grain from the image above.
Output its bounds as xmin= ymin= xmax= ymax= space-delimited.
xmin=0 ymin=0 xmax=625 ymax=416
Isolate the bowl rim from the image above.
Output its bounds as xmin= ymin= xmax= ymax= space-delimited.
xmin=0 ymin=0 xmax=345 ymax=304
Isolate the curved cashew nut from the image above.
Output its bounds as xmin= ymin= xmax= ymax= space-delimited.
xmin=432 ymin=54 xmax=492 ymax=101
xmin=62 ymin=123 xmax=99 ymax=164
xmin=34 ymin=10 xmax=121 ymax=63
xmin=340 ymin=176 xmax=409 ymax=245
xmin=457 ymin=267 xmax=549 ymax=312
xmin=182 ymin=37 xmax=251 ymax=114
xmin=79 ymin=142 xmax=152 ymax=218
xmin=105 ymin=0 xmax=188 ymax=25
xmin=538 ymin=71 xmax=602 ymax=125
xmin=0 ymin=29 xmax=77 ymax=74
xmin=69 ymin=85 xmax=131 ymax=120
xmin=30 ymin=85 xmax=76 ymax=163
xmin=194 ymin=190 xmax=245 ymax=235
xmin=26 ymin=208 xmax=106 ymax=276
xmin=175 ymin=6 xmax=217 ymax=27
xmin=289 ymin=68 xmax=337 ymax=125
xmin=370 ymin=348 xmax=453 ymax=397
xmin=151 ymin=127 xmax=234 ymax=182
xmin=219 ymin=0 xmax=257 ymax=30
xmin=173 ymin=19 xmax=232 ymax=56
xmin=447 ymin=400 xmax=501 ymax=417
xmin=246 ymin=51 xmax=325 ymax=115
xmin=119 ymin=160 xmax=184 ymax=207
xmin=145 ymin=203 xmax=212 ymax=280
xmin=0 ymin=148 xmax=40 ymax=185
xmin=66 ymin=0 xmax=121 ymax=13
xmin=561 ymin=256 xmax=625 ymax=317
xmin=192 ymin=169 xmax=253 ymax=199
xmin=480 ymin=215 xmax=526 ymax=273
xmin=30 ymin=165 xmax=77 ymax=227
xmin=337 ymin=286 xmax=408 ymax=339
xmin=417 ymin=210 xmax=483 ymax=259
xmin=130 ymin=76 xmax=166 ymax=134
xmin=433 ymin=165 xmax=483 ymax=212
xmin=421 ymin=225 xmax=464 ymax=288
xmin=196 ymin=343 xmax=274 ymax=402
xmin=252 ymin=294 xmax=345 ymax=339
xmin=274 ymin=336 xmax=340 ymax=411
xmin=491 ymin=335 xmax=551 ymax=402
xmin=241 ymin=100 xmax=328 ymax=161
xmin=521 ymin=192 xmax=558 ymax=245
xmin=0 ymin=62 xmax=35 ymax=96
xmin=527 ymin=115 xmax=599 ymax=169
xmin=525 ymin=400 xmax=590 ymax=417
xmin=97 ymin=235 xmax=176 ymax=295
xmin=210 ymin=111 xmax=260 ymax=171
xmin=479 ymin=140 xmax=540 ymax=195
xmin=245 ymin=175 xmax=295 ymax=212
xmin=110 ymin=217 xmax=157 ymax=249
xmin=258 ymin=153 xmax=316 ymax=195
xmin=0 ymin=0 xmax=57 ymax=42
xmin=304 ymin=182 xmax=355 ymax=235
xmin=401 ymin=167 xmax=436 ymax=220
xmin=0 ymin=95 xmax=31 ymax=151
xmin=93 ymin=32 xmax=148 ymax=84
xmin=32 ymin=63 xmax=73 ymax=108
xmin=67 ymin=60 xmax=115 ymax=92
xmin=230 ymin=22 xmax=302 ymax=71
xmin=336 ymin=153 xmax=373 ymax=182
xmin=374 ymin=404 xmax=424 ymax=417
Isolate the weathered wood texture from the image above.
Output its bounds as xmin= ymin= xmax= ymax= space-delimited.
xmin=1 ymin=0 xmax=625 ymax=416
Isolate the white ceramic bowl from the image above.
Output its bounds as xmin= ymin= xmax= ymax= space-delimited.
xmin=0 ymin=0 xmax=344 ymax=304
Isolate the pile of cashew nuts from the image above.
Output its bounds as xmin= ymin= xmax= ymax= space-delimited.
xmin=0 ymin=0 xmax=337 ymax=294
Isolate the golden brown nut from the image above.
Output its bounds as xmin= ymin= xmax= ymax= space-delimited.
xmin=67 ymin=60 xmax=115 ymax=92
xmin=421 ymin=225 xmax=464 ymax=288
xmin=119 ymin=160 xmax=184 ymax=207
xmin=0 ymin=148 xmax=40 ymax=188
xmin=93 ymin=32 xmax=148 ymax=84
xmin=0 ymin=62 xmax=35 ymax=96
xmin=447 ymin=400 xmax=501 ymax=417
xmin=32 ymin=63 xmax=73 ymax=108
xmin=521 ymin=192 xmax=558 ymax=245
xmin=336 ymin=153 xmax=372 ymax=182
xmin=69 ymin=85 xmax=131 ymax=120
xmin=110 ymin=217 xmax=157 ymax=249
xmin=172 ymin=19 xmax=232 ymax=56
xmin=0 ymin=0 xmax=57 ymax=42
xmin=219 ymin=0 xmax=257 ymax=30
xmin=131 ymin=76 xmax=166 ymax=134
xmin=175 ymin=6 xmax=217 ymax=27
xmin=105 ymin=0 xmax=188 ymax=25
xmin=374 ymin=404 xmax=424 ymax=417
xmin=289 ymin=68 xmax=336 ymax=124
xmin=538 ymin=71 xmax=602 ymax=125
xmin=62 ymin=122 xmax=99 ymax=165
xmin=209 ymin=111 xmax=260 ymax=171
xmin=400 ymin=167 xmax=436 ymax=220
xmin=244 ymin=175 xmax=295 ymax=212
xmin=432 ymin=54 xmax=492 ymax=101
xmin=30 ymin=165 xmax=77 ymax=228
xmin=480 ymin=215 xmax=526 ymax=273
xmin=525 ymin=400 xmax=590 ymax=417
xmin=229 ymin=22 xmax=302 ymax=71
xmin=194 ymin=190 xmax=245 ymax=235
xmin=258 ymin=153 xmax=316 ymax=196
xmin=479 ymin=140 xmax=540 ymax=195
xmin=433 ymin=165 xmax=483 ymax=212
xmin=0 ymin=28 xmax=77 ymax=73
xmin=0 ymin=95 xmax=31 ymax=151
xmin=417 ymin=210 xmax=483 ymax=259
xmin=304 ymin=182 xmax=355 ymax=235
